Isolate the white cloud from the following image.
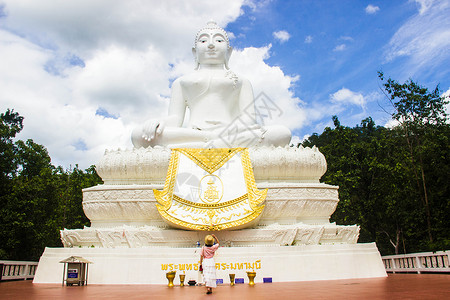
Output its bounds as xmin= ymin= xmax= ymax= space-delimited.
xmin=384 ymin=118 xmax=400 ymax=128
xmin=289 ymin=134 xmax=312 ymax=147
xmin=227 ymin=32 xmax=236 ymax=40
xmin=333 ymin=44 xmax=346 ymax=52
xmin=304 ymin=35 xmax=313 ymax=44
xmin=365 ymin=4 xmax=380 ymax=14
xmin=230 ymin=45 xmax=305 ymax=129
xmin=0 ymin=29 xmax=132 ymax=168
xmin=244 ymin=0 xmax=272 ymax=12
xmin=443 ymin=87 xmax=450 ymax=117
xmin=414 ymin=0 xmax=434 ymax=14
xmin=289 ymin=135 xmax=302 ymax=147
xmin=332 ymin=37 xmax=352 ymax=52
xmin=384 ymin=0 xmax=450 ymax=74
xmin=442 ymin=87 xmax=450 ymax=97
xmin=1 ymin=0 xmax=245 ymax=59
xmin=273 ymin=30 xmax=291 ymax=43
xmin=330 ymin=88 xmax=366 ymax=107
xmin=71 ymin=45 xmax=172 ymax=122
xmin=340 ymin=36 xmax=354 ymax=42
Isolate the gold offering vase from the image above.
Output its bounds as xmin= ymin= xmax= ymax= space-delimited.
xmin=179 ymin=274 xmax=186 ymax=287
xmin=229 ymin=273 xmax=235 ymax=286
xmin=247 ymin=271 xmax=256 ymax=286
xmin=166 ymin=271 xmax=176 ymax=287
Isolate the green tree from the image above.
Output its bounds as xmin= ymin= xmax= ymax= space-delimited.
xmin=302 ymin=112 xmax=449 ymax=254
xmin=0 ymin=109 xmax=23 ymax=191
xmin=303 ymin=117 xmax=403 ymax=253
xmin=0 ymin=109 xmax=24 ymax=258
xmin=59 ymin=165 xmax=101 ymax=230
xmin=378 ymin=72 xmax=449 ymax=243
xmin=0 ymin=109 xmax=102 ymax=260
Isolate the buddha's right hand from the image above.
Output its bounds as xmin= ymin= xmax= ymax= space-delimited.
xmin=142 ymin=119 xmax=166 ymax=141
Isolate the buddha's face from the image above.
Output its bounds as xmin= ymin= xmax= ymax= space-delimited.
xmin=194 ymin=29 xmax=231 ymax=66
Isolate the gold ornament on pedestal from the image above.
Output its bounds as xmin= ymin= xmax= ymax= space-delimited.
xmin=247 ymin=271 xmax=256 ymax=286
xmin=179 ymin=274 xmax=185 ymax=287
xmin=229 ymin=273 xmax=235 ymax=286
xmin=166 ymin=271 xmax=176 ymax=287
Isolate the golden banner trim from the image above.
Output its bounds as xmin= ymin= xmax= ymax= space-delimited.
xmin=176 ymin=148 xmax=244 ymax=174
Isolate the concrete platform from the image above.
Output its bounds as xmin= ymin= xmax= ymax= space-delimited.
xmin=33 ymin=243 xmax=386 ymax=284
xmin=1 ymin=274 xmax=449 ymax=299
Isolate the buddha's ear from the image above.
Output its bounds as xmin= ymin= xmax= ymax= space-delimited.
xmin=225 ymin=47 xmax=233 ymax=70
xmin=192 ymin=47 xmax=199 ymax=70
xmin=227 ymin=46 xmax=233 ymax=58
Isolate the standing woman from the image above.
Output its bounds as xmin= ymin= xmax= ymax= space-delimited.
xmin=200 ymin=234 xmax=220 ymax=294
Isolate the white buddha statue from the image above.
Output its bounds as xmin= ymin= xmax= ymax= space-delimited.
xmin=132 ymin=21 xmax=291 ymax=149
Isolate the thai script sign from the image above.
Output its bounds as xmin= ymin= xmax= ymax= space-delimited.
xmin=161 ymin=260 xmax=262 ymax=271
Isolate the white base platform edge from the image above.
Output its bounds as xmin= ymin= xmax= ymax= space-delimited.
xmin=34 ymin=243 xmax=386 ymax=284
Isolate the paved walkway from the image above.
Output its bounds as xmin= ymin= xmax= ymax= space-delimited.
xmin=0 ymin=274 xmax=449 ymax=300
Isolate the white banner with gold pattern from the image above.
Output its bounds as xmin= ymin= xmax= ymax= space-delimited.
xmin=154 ymin=148 xmax=266 ymax=231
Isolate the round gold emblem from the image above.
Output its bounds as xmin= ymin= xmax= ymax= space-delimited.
xmin=199 ymin=174 xmax=223 ymax=204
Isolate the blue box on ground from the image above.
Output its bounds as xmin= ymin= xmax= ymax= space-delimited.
xmin=235 ymin=278 xmax=244 ymax=284
xmin=263 ymin=277 xmax=272 ymax=283
xmin=216 ymin=279 xmax=223 ymax=284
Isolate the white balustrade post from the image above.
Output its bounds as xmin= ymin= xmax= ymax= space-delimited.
xmin=415 ymin=255 xmax=422 ymax=274
xmin=446 ymin=251 xmax=450 ymax=269
xmin=391 ymin=258 xmax=396 ymax=274
xmin=23 ymin=263 xmax=29 ymax=280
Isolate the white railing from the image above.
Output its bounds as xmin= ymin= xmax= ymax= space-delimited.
xmin=0 ymin=260 xmax=38 ymax=281
xmin=382 ymin=251 xmax=450 ymax=274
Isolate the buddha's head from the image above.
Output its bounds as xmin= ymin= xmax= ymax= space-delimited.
xmin=193 ymin=21 xmax=233 ymax=69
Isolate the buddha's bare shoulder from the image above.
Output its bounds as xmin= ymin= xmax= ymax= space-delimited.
xmin=175 ymin=73 xmax=200 ymax=87
xmin=173 ymin=74 xmax=206 ymax=91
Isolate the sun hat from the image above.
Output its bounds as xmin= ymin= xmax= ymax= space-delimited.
xmin=205 ymin=235 xmax=214 ymax=246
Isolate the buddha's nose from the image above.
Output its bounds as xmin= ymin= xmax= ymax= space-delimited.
xmin=208 ymin=43 xmax=214 ymax=49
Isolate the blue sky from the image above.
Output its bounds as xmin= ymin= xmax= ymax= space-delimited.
xmin=0 ymin=0 xmax=449 ymax=168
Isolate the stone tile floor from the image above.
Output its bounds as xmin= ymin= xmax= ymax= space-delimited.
xmin=0 ymin=274 xmax=449 ymax=300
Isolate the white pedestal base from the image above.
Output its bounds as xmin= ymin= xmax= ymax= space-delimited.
xmin=34 ymin=243 xmax=386 ymax=284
